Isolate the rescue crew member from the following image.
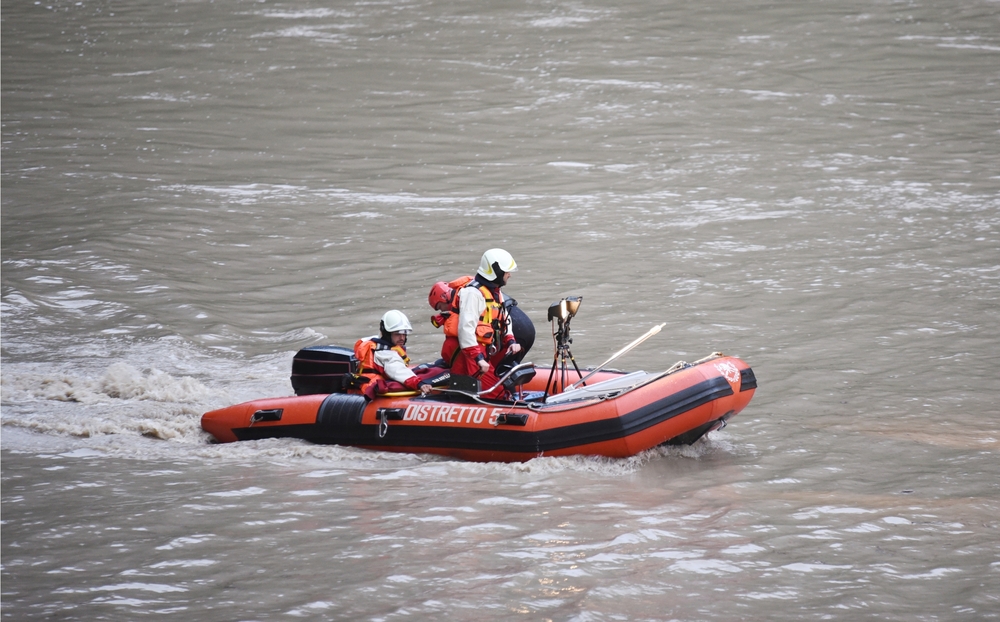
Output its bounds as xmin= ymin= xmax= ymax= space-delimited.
xmin=351 ymin=310 xmax=434 ymax=399
xmin=450 ymin=248 xmax=522 ymax=399
xmin=428 ymin=276 xmax=470 ymax=366
xmin=428 ymin=280 xmax=455 ymax=332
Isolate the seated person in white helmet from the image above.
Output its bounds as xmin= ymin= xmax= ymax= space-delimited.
xmin=349 ymin=310 xmax=445 ymax=399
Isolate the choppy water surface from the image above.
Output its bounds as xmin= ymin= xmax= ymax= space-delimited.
xmin=3 ymin=0 xmax=999 ymax=619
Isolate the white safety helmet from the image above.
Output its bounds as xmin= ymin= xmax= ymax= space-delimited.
xmin=380 ymin=310 xmax=412 ymax=334
xmin=477 ymin=248 xmax=517 ymax=281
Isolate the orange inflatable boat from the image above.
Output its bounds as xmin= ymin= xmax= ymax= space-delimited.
xmin=201 ymin=346 xmax=757 ymax=462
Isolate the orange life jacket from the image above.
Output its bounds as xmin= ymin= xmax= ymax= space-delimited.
xmin=442 ymin=280 xmax=507 ymax=348
xmin=441 ymin=276 xmax=473 ymax=312
xmin=435 ymin=276 xmax=474 ymax=338
xmin=351 ymin=338 xmax=409 ymax=388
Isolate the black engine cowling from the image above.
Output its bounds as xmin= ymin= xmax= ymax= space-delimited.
xmin=290 ymin=345 xmax=354 ymax=396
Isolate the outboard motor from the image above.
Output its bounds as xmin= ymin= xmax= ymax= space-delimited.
xmin=290 ymin=345 xmax=354 ymax=395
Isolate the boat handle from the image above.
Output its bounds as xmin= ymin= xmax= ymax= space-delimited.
xmin=249 ymin=408 xmax=283 ymax=427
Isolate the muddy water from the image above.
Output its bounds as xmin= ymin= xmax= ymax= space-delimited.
xmin=3 ymin=0 xmax=999 ymax=619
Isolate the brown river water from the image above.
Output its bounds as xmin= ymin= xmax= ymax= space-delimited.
xmin=3 ymin=0 xmax=999 ymax=619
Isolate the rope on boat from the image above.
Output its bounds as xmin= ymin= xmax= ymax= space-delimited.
xmin=692 ymin=352 xmax=725 ymax=364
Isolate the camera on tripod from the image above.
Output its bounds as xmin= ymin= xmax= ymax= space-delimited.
xmin=547 ymin=296 xmax=582 ymax=325
xmin=544 ymin=296 xmax=583 ymax=397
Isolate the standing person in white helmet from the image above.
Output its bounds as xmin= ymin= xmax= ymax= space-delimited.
xmin=450 ymin=248 xmax=522 ymax=399
xmin=349 ymin=310 xmax=441 ymax=399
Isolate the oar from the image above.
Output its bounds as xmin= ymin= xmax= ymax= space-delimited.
xmin=565 ymin=323 xmax=666 ymax=391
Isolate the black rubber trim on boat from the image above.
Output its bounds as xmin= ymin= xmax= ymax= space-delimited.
xmin=316 ymin=393 xmax=368 ymax=428
xmin=739 ymin=367 xmax=757 ymax=392
xmin=661 ymin=419 xmax=719 ymax=446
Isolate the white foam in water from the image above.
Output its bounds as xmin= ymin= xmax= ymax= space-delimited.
xmin=1 ymin=359 xmax=226 ymax=447
xmin=1 ymin=362 xmax=212 ymax=405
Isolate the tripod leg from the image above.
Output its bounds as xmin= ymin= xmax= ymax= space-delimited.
xmin=544 ymin=352 xmax=560 ymax=397
xmin=568 ymin=351 xmax=585 ymax=385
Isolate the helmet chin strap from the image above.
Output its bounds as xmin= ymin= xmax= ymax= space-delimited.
xmin=490 ymin=263 xmax=507 ymax=286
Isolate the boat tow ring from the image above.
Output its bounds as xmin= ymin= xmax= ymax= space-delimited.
xmin=375 ymin=408 xmax=405 ymax=438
